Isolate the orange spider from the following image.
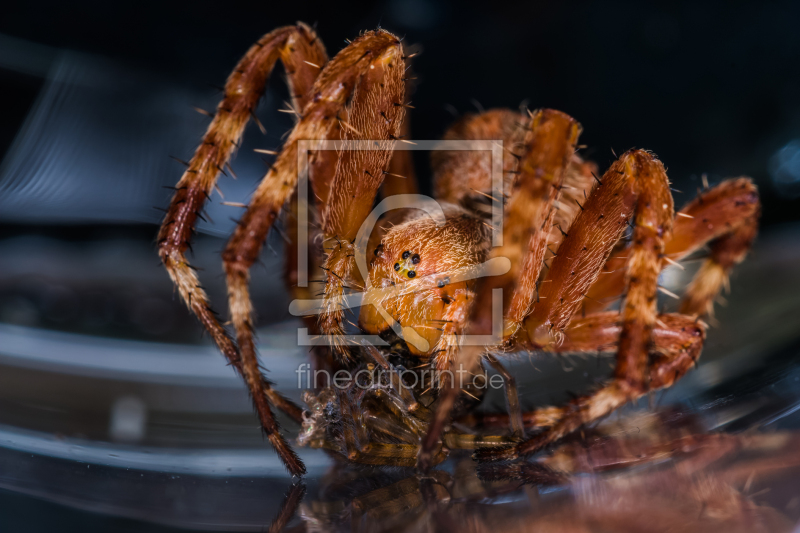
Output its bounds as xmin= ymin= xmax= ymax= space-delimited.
xmin=157 ymin=23 xmax=760 ymax=476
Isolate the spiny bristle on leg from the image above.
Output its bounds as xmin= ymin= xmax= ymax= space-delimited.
xmin=268 ymin=432 xmax=307 ymax=476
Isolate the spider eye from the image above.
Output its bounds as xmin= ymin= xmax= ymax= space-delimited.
xmin=402 ymin=251 xmax=410 ymax=260
xmin=374 ymin=244 xmax=384 ymax=256
xmin=407 ymin=271 xmax=416 ymax=278
xmin=411 ymin=254 xmax=420 ymax=264
xmin=394 ymin=263 xmax=401 ymax=271
xmin=437 ymin=277 xmax=449 ymax=288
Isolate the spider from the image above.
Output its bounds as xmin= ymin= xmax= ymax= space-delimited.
xmin=157 ymin=23 xmax=761 ymax=477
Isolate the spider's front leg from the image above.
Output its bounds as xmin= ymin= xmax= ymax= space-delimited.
xmin=219 ymin=31 xmax=406 ymax=474
xmin=315 ymin=42 xmax=406 ymax=353
xmin=157 ymin=23 xmax=326 ymax=475
xmin=476 ymin=149 xmax=685 ymax=462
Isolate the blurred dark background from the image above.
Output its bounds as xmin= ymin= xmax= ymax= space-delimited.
xmin=0 ymin=1 xmax=799 ymax=530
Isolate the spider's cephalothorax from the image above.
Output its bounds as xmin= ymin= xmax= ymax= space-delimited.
xmin=158 ymin=23 xmax=761 ymax=476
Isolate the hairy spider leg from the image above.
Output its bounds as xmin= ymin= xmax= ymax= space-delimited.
xmin=315 ymin=36 xmax=406 ymax=354
xmin=485 ymin=109 xmax=582 ymax=339
xmin=465 ymin=312 xmax=704 ymax=430
xmin=416 ymin=109 xmax=581 ymax=464
xmin=284 ymin=100 xmax=344 ymax=383
xmin=381 ymin=109 xmax=420 ymax=198
xmin=157 ymin=23 xmax=326 ymax=475
xmin=220 ymin=30 xmax=407 ymax=474
xmin=475 ymin=150 xmax=695 ymax=461
xmin=582 ymin=178 xmax=760 ymax=317
xmin=475 ymin=311 xmax=705 ymax=461
xmin=678 ymin=181 xmax=760 ymax=317
xmin=515 ymin=151 xmax=644 ymax=344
